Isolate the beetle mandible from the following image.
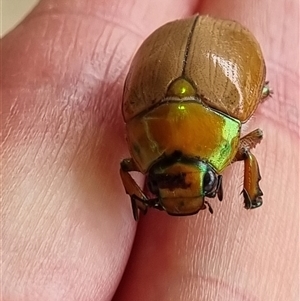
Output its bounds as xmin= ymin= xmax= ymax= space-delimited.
xmin=120 ymin=15 xmax=271 ymax=220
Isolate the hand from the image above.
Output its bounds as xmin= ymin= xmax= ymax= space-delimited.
xmin=2 ymin=0 xmax=298 ymax=300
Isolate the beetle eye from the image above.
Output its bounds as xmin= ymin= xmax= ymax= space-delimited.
xmin=203 ymin=169 xmax=218 ymax=194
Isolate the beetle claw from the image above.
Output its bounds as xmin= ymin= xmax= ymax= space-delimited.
xmin=242 ymin=189 xmax=263 ymax=209
xmin=204 ymin=200 xmax=214 ymax=214
xmin=131 ymin=194 xmax=148 ymax=221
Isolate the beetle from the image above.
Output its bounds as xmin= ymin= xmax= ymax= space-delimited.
xmin=120 ymin=15 xmax=271 ymax=220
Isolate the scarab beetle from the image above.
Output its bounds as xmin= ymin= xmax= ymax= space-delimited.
xmin=120 ymin=15 xmax=271 ymax=220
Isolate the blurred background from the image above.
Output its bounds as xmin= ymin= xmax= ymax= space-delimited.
xmin=1 ymin=0 xmax=39 ymax=37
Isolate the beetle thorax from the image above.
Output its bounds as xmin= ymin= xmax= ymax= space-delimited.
xmin=126 ymin=101 xmax=241 ymax=173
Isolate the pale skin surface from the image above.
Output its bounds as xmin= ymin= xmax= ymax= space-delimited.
xmin=1 ymin=0 xmax=299 ymax=300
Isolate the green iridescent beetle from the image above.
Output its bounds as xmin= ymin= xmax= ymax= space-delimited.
xmin=120 ymin=15 xmax=271 ymax=220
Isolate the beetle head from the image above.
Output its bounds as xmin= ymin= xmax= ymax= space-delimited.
xmin=147 ymin=153 xmax=222 ymax=215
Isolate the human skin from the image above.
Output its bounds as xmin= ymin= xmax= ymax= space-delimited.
xmin=1 ymin=0 xmax=299 ymax=300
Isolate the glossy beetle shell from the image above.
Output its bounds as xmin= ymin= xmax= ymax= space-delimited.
xmin=126 ymin=102 xmax=241 ymax=173
xmin=123 ymin=15 xmax=266 ymax=122
xmin=120 ymin=15 xmax=267 ymax=218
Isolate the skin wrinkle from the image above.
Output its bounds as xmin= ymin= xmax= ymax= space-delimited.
xmin=91 ymin=26 xmax=108 ymax=62
xmin=31 ymin=119 xmax=50 ymax=166
xmin=99 ymin=36 xmax=128 ymax=109
xmin=62 ymin=16 xmax=83 ymax=63
xmin=92 ymin=58 xmax=130 ymax=124
xmin=98 ymin=31 xmax=121 ymax=91
xmin=3 ymin=170 xmax=26 ymax=229
xmin=30 ymin=235 xmax=78 ymax=300
xmin=50 ymin=114 xmax=73 ymax=168
xmin=46 ymin=16 xmax=66 ymax=63
xmin=9 ymin=202 xmax=57 ymax=289
xmin=23 ymin=10 xmax=146 ymax=41
xmin=22 ymin=167 xmax=61 ymax=237
xmin=20 ymin=208 xmax=64 ymax=286
xmin=31 ymin=196 xmax=97 ymax=296
xmin=23 ymin=30 xmax=34 ymax=54
xmin=4 ymin=138 xmax=52 ymax=225
xmin=6 ymin=91 xmax=77 ymax=253
xmin=3 ymin=94 xmax=23 ymax=138
xmin=44 ymin=24 xmax=135 ymax=125
xmin=42 ymin=212 xmax=74 ymax=270
xmin=16 ymin=159 xmax=48 ymax=225
xmin=187 ymin=223 xmax=253 ymax=300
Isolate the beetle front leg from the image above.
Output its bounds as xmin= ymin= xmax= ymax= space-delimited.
xmin=234 ymin=129 xmax=263 ymax=209
xmin=120 ymin=158 xmax=149 ymax=220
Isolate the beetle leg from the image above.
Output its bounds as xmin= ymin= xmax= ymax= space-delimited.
xmin=238 ymin=128 xmax=263 ymax=151
xmin=203 ymin=200 xmax=214 ymax=214
xmin=241 ymin=150 xmax=263 ymax=209
xmin=261 ymin=81 xmax=273 ymax=102
xmin=234 ymin=129 xmax=263 ymax=209
xmin=120 ymin=158 xmax=148 ymax=220
xmin=217 ymin=175 xmax=223 ymax=202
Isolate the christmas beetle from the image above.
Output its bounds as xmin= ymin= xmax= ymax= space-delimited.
xmin=120 ymin=15 xmax=271 ymax=220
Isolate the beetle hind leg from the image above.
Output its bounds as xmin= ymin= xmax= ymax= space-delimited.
xmin=234 ymin=129 xmax=263 ymax=209
xmin=261 ymin=81 xmax=273 ymax=102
